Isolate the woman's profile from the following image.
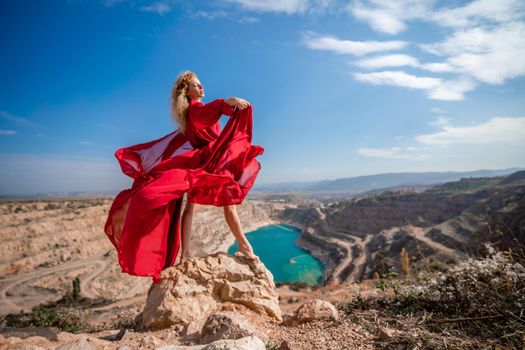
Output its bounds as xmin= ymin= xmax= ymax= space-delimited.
xmin=104 ymin=70 xmax=265 ymax=284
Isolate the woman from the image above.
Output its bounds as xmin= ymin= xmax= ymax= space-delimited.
xmin=174 ymin=72 xmax=258 ymax=263
xmin=104 ymin=70 xmax=264 ymax=283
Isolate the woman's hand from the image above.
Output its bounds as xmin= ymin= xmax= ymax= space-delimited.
xmin=225 ymin=97 xmax=251 ymax=110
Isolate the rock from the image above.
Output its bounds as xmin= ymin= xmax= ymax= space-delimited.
xmin=98 ymin=328 xmax=127 ymax=341
xmin=140 ymin=334 xmax=163 ymax=347
xmin=286 ymin=299 xmax=339 ymax=325
xmin=0 ymin=327 xmax=58 ymax=340
xmin=199 ymin=311 xmax=268 ymax=344
xmin=281 ymin=313 xmax=295 ymax=326
xmin=201 ymin=336 xmax=266 ymax=350
xmin=377 ymin=326 xmax=398 ymax=341
xmin=158 ymin=335 xmax=266 ymax=350
xmin=56 ymin=338 xmax=96 ymax=350
xmin=279 ymin=340 xmax=292 ymax=350
xmin=57 ymin=331 xmax=77 ymax=343
xmin=286 ymin=296 xmax=299 ymax=303
xmin=56 ymin=336 xmax=113 ymax=350
xmin=181 ymin=321 xmax=203 ymax=343
xmin=7 ymin=344 xmax=49 ymax=350
xmin=61 ymin=251 xmax=71 ymax=262
xmin=140 ymin=252 xmax=282 ymax=330
xmin=2 ymin=336 xmax=22 ymax=345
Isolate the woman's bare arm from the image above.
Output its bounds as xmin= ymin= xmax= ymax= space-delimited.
xmin=225 ymin=97 xmax=251 ymax=109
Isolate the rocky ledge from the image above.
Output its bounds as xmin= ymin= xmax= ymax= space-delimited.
xmin=139 ymin=252 xmax=282 ymax=340
xmin=2 ymin=252 xmax=346 ymax=349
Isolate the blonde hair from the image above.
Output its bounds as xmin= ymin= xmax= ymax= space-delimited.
xmin=169 ymin=70 xmax=197 ymax=135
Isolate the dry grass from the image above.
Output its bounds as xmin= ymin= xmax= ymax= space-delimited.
xmin=335 ymin=242 xmax=525 ymax=349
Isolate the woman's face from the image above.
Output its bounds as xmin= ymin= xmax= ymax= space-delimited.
xmin=187 ymin=77 xmax=204 ymax=101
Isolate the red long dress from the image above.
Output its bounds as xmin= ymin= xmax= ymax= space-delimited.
xmin=103 ymin=98 xmax=264 ymax=284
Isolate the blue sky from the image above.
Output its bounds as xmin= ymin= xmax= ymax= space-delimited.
xmin=1 ymin=0 xmax=524 ymax=195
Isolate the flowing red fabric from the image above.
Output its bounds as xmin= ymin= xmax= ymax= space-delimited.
xmin=103 ymin=98 xmax=264 ymax=284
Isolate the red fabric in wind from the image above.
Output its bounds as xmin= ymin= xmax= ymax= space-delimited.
xmin=103 ymin=98 xmax=264 ymax=284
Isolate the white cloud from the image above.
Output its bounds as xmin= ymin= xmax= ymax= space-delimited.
xmin=350 ymin=5 xmax=406 ymax=34
xmin=355 ymin=54 xmax=419 ymax=68
xmin=194 ymin=10 xmax=229 ymax=20
xmin=429 ymin=108 xmax=445 ymax=114
xmin=429 ymin=116 xmax=451 ymax=128
xmin=301 ymin=31 xmax=407 ymax=56
xmin=405 ymin=146 xmax=430 ymax=151
xmin=101 ymin=0 xmax=126 ymax=7
xmin=353 ymin=70 xmax=441 ymax=89
xmin=419 ymin=62 xmax=456 ymax=73
xmin=308 ymin=0 xmax=336 ymax=13
xmin=421 ymin=22 xmax=525 ymax=85
xmin=343 ymin=0 xmax=525 ymax=98
xmin=430 ymin=0 xmax=525 ymax=28
xmin=353 ymin=71 xmax=475 ymax=101
xmin=139 ymin=2 xmax=172 ymax=16
xmin=357 ymin=147 xmax=428 ymax=160
xmin=425 ymin=77 xmax=476 ymax=101
xmin=347 ymin=0 xmax=432 ymax=35
xmin=416 ymin=116 xmax=525 ymax=145
xmin=357 ymin=116 xmax=525 ymax=165
xmin=0 ymin=110 xmax=41 ymax=128
xmin=0 ymin=130 xmax=16 ymax=135
xmin=347 ymin=0 xmax=525 ymax=34
xmin=223 ymin=0 xmax=309 ymax=14
xmin=238 ymin=16 xmax=260 ymax=23
xmin=354 ymin=54 xmax=456 ymax=73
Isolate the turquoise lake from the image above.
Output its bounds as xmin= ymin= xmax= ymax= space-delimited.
xmin=228 ymin=224 xmax=324 ymax=286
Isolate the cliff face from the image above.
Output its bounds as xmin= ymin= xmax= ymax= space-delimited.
xmin=0 ymin=196 xmax=275 ymax=320
xmin=464 ymin=173 xmax=525 ymax=251
xmin=274 ymin=171 xmax=525 ymax=284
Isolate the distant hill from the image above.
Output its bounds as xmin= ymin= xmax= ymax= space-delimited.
xmin=0 ymin=190 xmax=118 ymax=202
xmin=2 ymin=167 xmax=523 ymax=199
xmin=253 ymin=167 xmax=525 ymax=194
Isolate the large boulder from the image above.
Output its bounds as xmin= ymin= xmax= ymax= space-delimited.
xmin=295 ymin=299 xmax=339 ymax=322
xmin=284 ymin=299 xmax=339 ymax=325
xmin=140 ymin=252 xmax=282 ymax=331
xmin=157 ymin=336 xmax=266 ymax=350
xmin=199 ymin=311 xmax=269 ymax=344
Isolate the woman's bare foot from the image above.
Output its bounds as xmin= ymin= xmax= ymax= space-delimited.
xmin=237 ymin=243 xmax=259 ymax=261
xmin=180 ymin=251 xmax=193 ymax=263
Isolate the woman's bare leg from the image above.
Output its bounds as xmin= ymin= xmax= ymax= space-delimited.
xmin=180 ymin=195 xmax=196 ymax=262
xmin=223 ymin=205 xmax=258 ymax=260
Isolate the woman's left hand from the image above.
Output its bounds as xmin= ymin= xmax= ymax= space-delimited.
xmin=226 ymin=97 xmax=251 ymax=109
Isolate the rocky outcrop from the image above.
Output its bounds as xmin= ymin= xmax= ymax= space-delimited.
xmin=157 ymin=336 xmax=266 ymax=350
xmin=140 ymin=252 xmax=282 ymax=331
xmin=294 ymin=299 xmax=339 ymax=323
xmin=199 ymin=311 xmax=269 ymax=344
xmin=284 ymin=299 xmax=339 ymax=325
